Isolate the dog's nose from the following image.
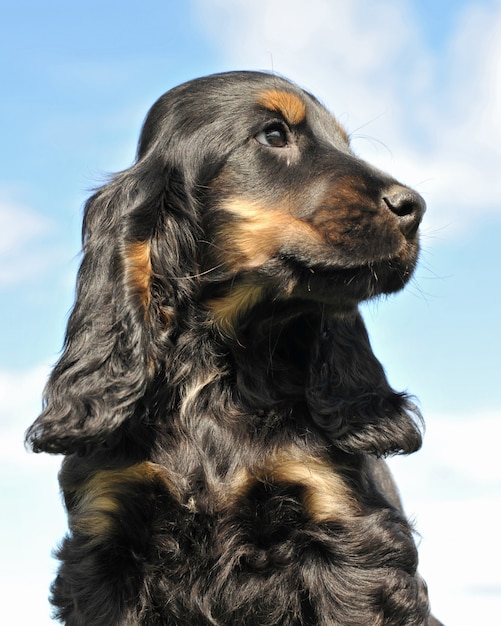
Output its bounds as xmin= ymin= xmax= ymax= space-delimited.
xmin=382 ymin=185 xmax=426 ymax=236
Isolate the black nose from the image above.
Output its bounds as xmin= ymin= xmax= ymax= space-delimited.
xmin=382 ymin=185 xmax=426 ymax=236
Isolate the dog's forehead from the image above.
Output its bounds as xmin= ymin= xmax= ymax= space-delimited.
xmin=139 ymin=73 xmax=350 ymax=156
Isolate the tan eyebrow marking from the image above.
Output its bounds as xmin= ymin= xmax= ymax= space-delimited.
xmin=258 ymin=89 xmax=307 ymax=125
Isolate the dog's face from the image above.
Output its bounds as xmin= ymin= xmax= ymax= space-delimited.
xmin=140 ymin=73 xmax=425 ymax=329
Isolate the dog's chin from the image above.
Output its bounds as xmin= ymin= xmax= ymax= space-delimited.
xmin=287 ymin=256 xmax=418 ymax=308
xmin=267 ymin=234 xmax=420 ymax=305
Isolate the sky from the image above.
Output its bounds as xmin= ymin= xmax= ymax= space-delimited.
xmin=1 ymin=0 xmax=500 ymax=623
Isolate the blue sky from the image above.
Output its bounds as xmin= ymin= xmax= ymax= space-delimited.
xmin=1 ymin=1 xmax=500 ymax=623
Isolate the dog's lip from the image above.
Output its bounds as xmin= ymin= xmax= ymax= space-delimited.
xmin=271 ymin=238 xmax=419 ymax=279
xmin=307 ymin=245 xmax=419 ymax=273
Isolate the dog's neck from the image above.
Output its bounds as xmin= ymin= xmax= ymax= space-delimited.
xmin=165 ymin=302 xmax=329 ymax=433
xmin=160 ymin=300 xmax=423 ymax=458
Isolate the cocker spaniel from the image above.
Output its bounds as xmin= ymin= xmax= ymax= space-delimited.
xmin=27 ymin=71 xmax=443 ymax=625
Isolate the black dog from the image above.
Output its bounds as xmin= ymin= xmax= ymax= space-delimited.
xmin=27 ymin=71 xmax=443 ymax=625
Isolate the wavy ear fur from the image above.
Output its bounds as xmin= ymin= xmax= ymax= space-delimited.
xmin=25 ymin=75 xmax=252 ymax=455
xmin=306 ymin=311 xmax=423 ymax=457
xmin=26 ymin=158 xmax=199 ymax=454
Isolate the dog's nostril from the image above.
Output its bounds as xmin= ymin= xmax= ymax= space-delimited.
xmin=382 ymin=186 xmax=426 ymax=235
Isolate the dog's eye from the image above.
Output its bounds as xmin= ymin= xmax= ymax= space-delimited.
xmin=256 ymin=124 xmax=289 ymax=148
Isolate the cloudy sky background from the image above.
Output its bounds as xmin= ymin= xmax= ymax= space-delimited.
xmin=1 ymin=1 xmax=500 ymax=623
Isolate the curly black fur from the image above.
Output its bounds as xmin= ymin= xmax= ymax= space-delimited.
xmin=26 ymin=71 xmax=443 ymax=625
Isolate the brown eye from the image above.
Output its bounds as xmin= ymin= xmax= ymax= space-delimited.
xmin=256 ymin=124 xmax=288 ymax=147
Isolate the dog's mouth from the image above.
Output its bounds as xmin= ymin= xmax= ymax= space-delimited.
xmin=276 ymin=250 xmax=419 ymax=305
xmin=203 ymin=249 xmax=419 ymax=337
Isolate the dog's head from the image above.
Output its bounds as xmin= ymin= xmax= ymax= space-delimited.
xmin=137 ymin=71 xmax=425 ymax=332
xmin=26 ymin=71 xmax=425 ymax=455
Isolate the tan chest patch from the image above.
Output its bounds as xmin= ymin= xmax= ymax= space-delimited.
xmin=69 ymin=462 xmax=178 ymax=541
xmin=231 ymin=447 xmax=359 ymax=523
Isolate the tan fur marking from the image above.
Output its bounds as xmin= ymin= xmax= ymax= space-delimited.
xmin=71 ymin=462 xmax=177 ymax=539
xmin=232 ymin=448 xmax=359 ymax=523
xmin=180 ymin=369 xmax=221 ymax=416
xmin=208 ymin=198 xmax=325 ymax=333
xmin=206 ymin=283 xmax=265 ymax=337
xmin=216 ymin=205 xmax=279 ymax=269
xmin=258 ymin=89 xmax=307 ymax=125
xmin=124 ymin=241 xmax=152 ymax=309
xmin=216 ymin=198 xmax=324 ymax=271
xmin=268 ymin=452 xmax=359 ymax=522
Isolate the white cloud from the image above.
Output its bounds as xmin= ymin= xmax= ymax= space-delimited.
xmin=406 ymin=496 xmax=501 ymax=625
xmin=0 ymin=364 xmax=51 ymax=465
xmin=0 ymin=363 xmax=65 ymax=626
xmin=0 ymin=364 xmax=48 ymax=421
xmin=0 ymin=192 xmax=57 ymax=286
xmin=197 ymin=0 xmax=501 ymax=235
xmin=198 ymin=0 xmax=423 ymax=118
xmin=389 ymin=411 xmax=501 ymax=502
xmin=387 ymin=411 xmax=501 ymax=625
xmin=0 ymin=202 xmax=47 ymax=256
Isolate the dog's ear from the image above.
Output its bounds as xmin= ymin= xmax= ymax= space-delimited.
xmin=306 ymin=311 xmax=422 ymax=456
xmin=25 ymin=157 xmax=199 ymax=454
xmin=25 ymin=79 xmax=240 ymax=456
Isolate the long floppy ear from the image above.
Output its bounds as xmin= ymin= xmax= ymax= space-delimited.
xmin=26 ymin=157 xmax=199 ymax=454
xmin=306 ymin=311 xmax=423 ymax=457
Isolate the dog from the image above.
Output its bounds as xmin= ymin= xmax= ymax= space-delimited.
xmin=26 ymin=71 xmax=443 ymax=625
